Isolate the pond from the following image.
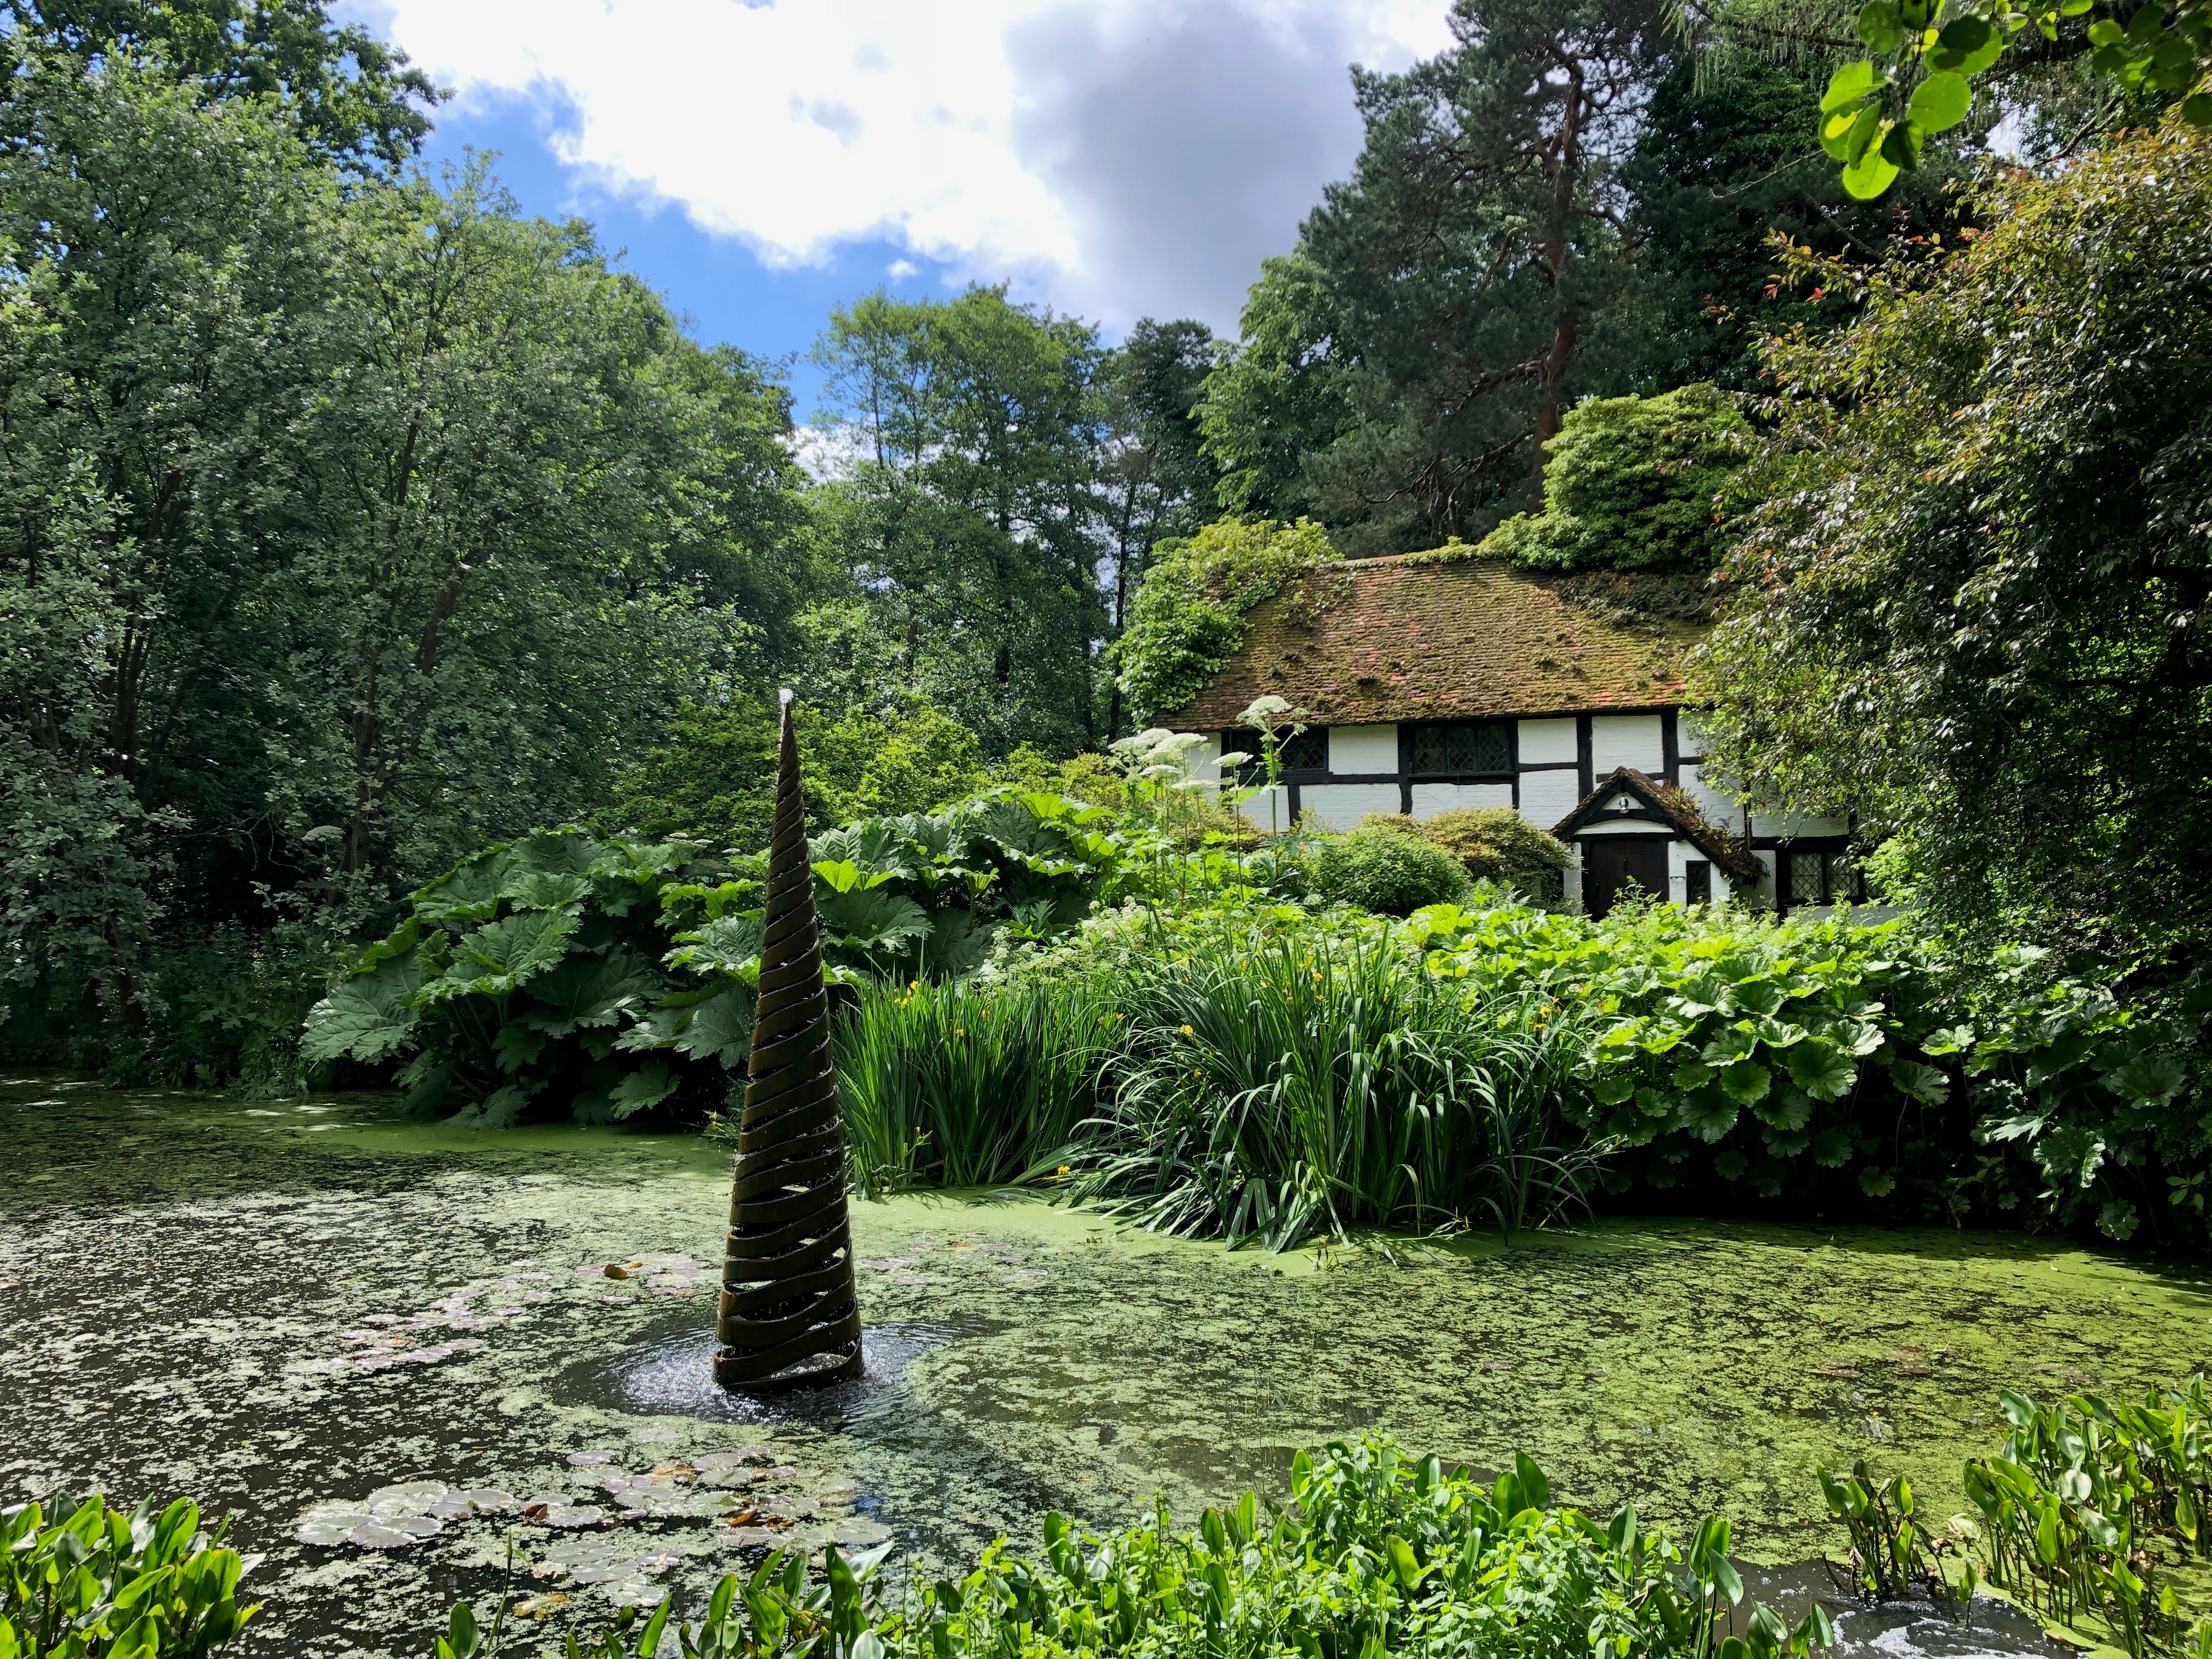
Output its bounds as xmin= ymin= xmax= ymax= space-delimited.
xmin=4 ymin=1073 xmax=2207 ymax=1659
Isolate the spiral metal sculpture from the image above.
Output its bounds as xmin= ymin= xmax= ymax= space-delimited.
xmin=713 ymin=697 xmax=863 ymax=1389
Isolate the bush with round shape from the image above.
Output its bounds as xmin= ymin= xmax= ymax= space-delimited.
xmin=1307 ymin=828 xmax=1470 ymax=916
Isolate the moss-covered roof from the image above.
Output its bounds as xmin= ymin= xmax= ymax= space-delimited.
xmin=1156 ymin=554 xmax=1708 ymax=730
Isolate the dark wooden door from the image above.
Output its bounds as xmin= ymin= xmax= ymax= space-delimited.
xmin=1584 ymin=838 xmax=1668 ymax=918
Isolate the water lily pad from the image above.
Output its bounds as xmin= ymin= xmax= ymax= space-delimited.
xmin=541 ymin=1504 xmax=604 ymax=1528
xmin=348 ymin=1515 xmax=442 ymax=1549
xmin=294 ymin=1507 xmax=374 ymax=1546
xmin=367 ymin=1482 xmax=448 ymax=1516
xmin=832 ymin=1517 xmax=891 ymax=1546
xmin=566 ymin=1449 xmax=617 ymax=1466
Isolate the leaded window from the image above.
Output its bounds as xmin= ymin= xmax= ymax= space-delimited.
xmin=1409 ymin=721 xmax=1510 ymax=777
xmin=1790 ymin=851 xmax=1827 ymax=907
xmin=1282 ymin=727 xmax=1328 ymax=773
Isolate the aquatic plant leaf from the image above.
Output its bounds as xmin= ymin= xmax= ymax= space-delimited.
xmin=667 ymin=913 xmax=764 ymax=978
xmin=817 ymin=887 xmax=932 ymax=956
xmin=493 ymin=1022 xmax=547 ymax=1073
xmin=1888 ymin=1060 xmax=1950 ymax=1106
xmin=672 ymin=986 xmax=754 ymax=1066
xmin=2106 ymin=1052 xmax=2184 ymax=1106
xmin=504 ymin=871 xmax=593 ymax=912
xmin=1812 ymin=1127 xmax=1854 ymax=1166
xmin=1679 ymin=1090 xmax=1740 ymax=1143
xmin=1857 ymin=1166 xmax=1895 ymax=1198
xmin=1752 ymin=1088 xmax=1813 ymax=1133
xmin=302 ymin=957 xmax=425 ymax=1064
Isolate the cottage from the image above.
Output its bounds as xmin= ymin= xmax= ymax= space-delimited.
xmin=1156 ymin=553 xmax=1857 ymax=918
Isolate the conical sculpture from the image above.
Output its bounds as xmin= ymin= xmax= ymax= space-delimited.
xmin=714 ymin=695 xmax=863 ymax=1389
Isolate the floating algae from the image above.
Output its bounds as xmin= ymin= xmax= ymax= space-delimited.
xmin=3 ymin=1074 xmax=2209 ymax=1659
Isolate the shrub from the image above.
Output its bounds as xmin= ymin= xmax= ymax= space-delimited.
xmin=301 ymin=827 xmax=752 ymax=1127
xmin=2 ymin=1495 xmax=259 ymax=1658
xmin=1112 ymin=518 xmax=1335 ymax=723
xmin=303 ymin=796 xmax=1127 ymax=1124
xmin=1306 ymin=827 xmax=1471 ymax=917
xmin=1472 ymin=385 xmax=1751 ymax=573
xmin=1357 ymin=809 xmax=1572 ymax=904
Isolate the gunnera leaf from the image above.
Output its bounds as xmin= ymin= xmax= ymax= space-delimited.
xmin=302 ymin=955 xmax=425 ymax=1064
xmin=522 ymin=950 xmax=662 ymax=1037
xmin=672 ymin=986 xmax=754 ymax=1066
xmin=427 ymin=910 xmax=579 ymax=1000
xmin=607 ymin=1062 xmax=680 ymax=1120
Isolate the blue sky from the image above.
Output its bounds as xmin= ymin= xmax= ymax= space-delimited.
xmin=403 ymin=80 xmax=961 ymax=415
xmin=344 ymin=1 xmax=1455 ymax=414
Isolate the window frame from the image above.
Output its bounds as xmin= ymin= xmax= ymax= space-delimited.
xmin=1402 ymin=719 xmax=1516 ymax=782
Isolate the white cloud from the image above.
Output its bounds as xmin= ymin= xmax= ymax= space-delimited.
xmin=885 ymin=258 xmax=919 ymax=280
xmin=356 ymin=0 xmax=1453 ymax=331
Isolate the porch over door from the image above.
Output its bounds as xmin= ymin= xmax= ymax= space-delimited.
xmin=1584 ymin=838 xmax=1667 ymax=918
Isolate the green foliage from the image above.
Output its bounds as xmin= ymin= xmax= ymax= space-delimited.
xmin=1112 ymin=518 xmax=1335 ymax=724
xmin=1355 ymin=810 xmax=1573 ymax=903
xmin=1 ymin=1494 xmax=259 ymax=1658
xmin=0 ymin=35 xmax=815 ymax=1041
xmin=1692 ymin=126 xmax=2212 ymax=961
xmin=808 ymin=285 xmax=1110 ymax=758
xmin=472 ymin=1437 xmax=1824 ymax=1659
xmin=834 ymin=975 xmax=1115 ymax=1197
xmin=1839 ymin=1375 xmax=2212 ymax=1659
xmin=1815 ymin=1462 xmax=1976 ymax=1614
xmin=1475 ymin=387 xmax=1752 ymax=573
xmin=308 ymin=795 xmax=1129 ymax=1123
xmin=3 ymin=0 xmax=441 ymax=170
xmin=1798 ymin=0 xmax=2210 ymax=201
xmin=301 ymin=827 xmax=749 ymax=1125
xmin=800 ymin=703 xmax=992 ymax=828
xmin=1305 ymin=828 xmax=1474 ymax=918
xmin=1038 ymin=906 xmax=1609 ymax=1247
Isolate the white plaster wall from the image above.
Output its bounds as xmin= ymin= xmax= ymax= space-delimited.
xmin=1749 ymin=812 xmax=1849 ymax=838
xmin=1667 ymin=837 xmax=1689 ymax=903
xmin=1328 ymin=724 xmax=1398 ymax=776
xmin=1678 ymin=712 xmax=1711 ymax=759
xmin=1517 ymin=769 xmax=1583 ymax=832
xmin=1579 ymin=817 xmax=1669 ymax=834
xmin=1410 ymin=782 xmax=1513 ymax=816
xmin=1677 ymin=760 xmax=1740 ymax=826
xmin=1301 ymin=783 xmax=1403 ymax=832
xmin=1239 ymin=783 xmax=1292 ymax=834
xmin=1753 ymin=848 xmax=1778 ymax=904
xmin=1517 ymin=718 xmax=1578 ymax=765
xmin=1562 ymin=855 xmax=1583 ymax=914
xmin=1184 ymin=730 xmax=1228 ymax=787
xmin=1590 ymin=714 xmax=1664 ymax=777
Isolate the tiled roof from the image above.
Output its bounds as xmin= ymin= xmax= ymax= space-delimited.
xmin=1156 ymin=554 xmax=1707 ymax=730
xmin=1554 ymin=768 xmax=1763 ymax=884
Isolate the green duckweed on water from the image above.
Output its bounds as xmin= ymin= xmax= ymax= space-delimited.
xmin=2 ymin=1073 xmax=2205 ymax=1658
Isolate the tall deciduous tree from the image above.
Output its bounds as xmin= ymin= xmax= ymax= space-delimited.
xmin=1096 ymin=318 xmax=1223 ymax=735
xmin=0 ymin=38 xmax=813 ymax=1019
xmin=809 ymin=286 xmax=1110 ymax=755
xmin=1693 ymin=122 xmax=2212 ymax=956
